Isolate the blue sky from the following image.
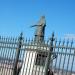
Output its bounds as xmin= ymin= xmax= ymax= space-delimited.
xmin=0 ymin=0 xmax=75 ymax=71
xmin=0 ymin=0 xmax=75 ymax=39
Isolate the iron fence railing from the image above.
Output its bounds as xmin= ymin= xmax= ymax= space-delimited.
xmin=0 ymin=33 xmax=75 ymax=75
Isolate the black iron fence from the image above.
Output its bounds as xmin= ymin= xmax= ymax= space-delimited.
xmin=0 ymin=33 xmax=75 ymax=75
xmin=0 ymin=33 xmax=25 ymax=75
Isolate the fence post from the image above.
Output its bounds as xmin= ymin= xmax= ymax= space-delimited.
xmin=13 ymin=32 xmax=23 ymax=75
xmin=44 ymin=32 xmax=55 ymax=75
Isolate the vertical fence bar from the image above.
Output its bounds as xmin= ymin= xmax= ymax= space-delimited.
xmin=28 ymin=39 xmax=34 ymax=75
xmin=13 ymin=33 xmax=23 ymax=75
xmin=58 ymin=40 xmax=65 ymax=75
xmin=44 ymin=32 xmax=55 ymax=75
xmin=21 ymin=38 xmax=27 ymax=75
xmin=25 ymin=39 xmax=31 ymax=75
xmin=62 ymin=40 xmax=68 ymax=75
xmin=66 ymin=40 xmax=73 ymax=75
xmin=70 ymin=40 xmax=74 ymax=75
xmin=54 ymin=39 xmax=61 ymax=74
xmin=53 ymin=38 xmax=57 ymax=73
xmin=1 ymin=36 xmax=4 ymax=75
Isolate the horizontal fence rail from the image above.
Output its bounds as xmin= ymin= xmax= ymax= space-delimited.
xmin=0 ymin=34 xmax=75 ymax=75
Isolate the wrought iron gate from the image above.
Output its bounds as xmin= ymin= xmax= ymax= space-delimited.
xmin=0 ymin=33 xmax=75 ymax=75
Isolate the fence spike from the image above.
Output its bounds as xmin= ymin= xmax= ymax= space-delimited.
xmin=66 ymin=39 xmax=69 ymax=47
xmin=54 ymin=38 xmax=57 ymax=47
xmin=29 ymin=38 xmax=30 ymax=42
xmin=71 ymin=39 xmax=73 ymax=47
xmin=62 ymin=39 xmax=65 ymax=47
xmin=1 ymin=36 xmax=3 ymax=40
xmin=31 ymin=38 xmax=34 ymax=44
xmin=6 ymin=37 xmax=8 ymax=42
xmin=25 ymin=38 xmax=27 ymax=43
xmin=59 ymin=39 xmax=61 ymax=46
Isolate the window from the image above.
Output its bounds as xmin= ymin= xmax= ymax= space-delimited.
xmin=35 ymin=52 xmax=47 ymax=66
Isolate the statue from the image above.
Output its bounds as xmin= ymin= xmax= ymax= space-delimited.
xmin=31 ymin=16 xmax=46 ymax=42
